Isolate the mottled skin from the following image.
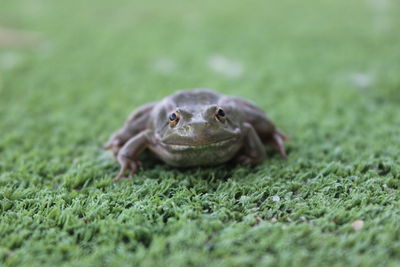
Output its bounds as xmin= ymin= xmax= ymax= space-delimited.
xmin=105 ymin=89 xmax=289 ymax=181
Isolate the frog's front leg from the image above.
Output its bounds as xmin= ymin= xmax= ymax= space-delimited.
xmin=113 ymin=129 xmax=155 ymax=182
xmin=104 ymin=102 xmax=156 ymax=156
xmin=235 ymin=123 xmax=266 ymax=166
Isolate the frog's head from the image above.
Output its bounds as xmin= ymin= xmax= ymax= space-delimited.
xmin=155 ymin=104 xmax=242 ymax=148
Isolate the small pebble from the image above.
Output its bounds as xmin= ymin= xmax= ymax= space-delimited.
xmin=352 ymin=220 xmax=364 ymax=231
xmin=272 ymin=195 xmax=280 ymax=202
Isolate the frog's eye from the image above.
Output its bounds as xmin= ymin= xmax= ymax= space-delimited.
xmin=169 ymin=112 xmax=179 ymax=127
xmin=217 ymin=108 xmax=225 ymax=117
xmin=169 ymin=112 xmax=178 ymax=121
xmin=215 ymin=108 xmax=226 ymax=122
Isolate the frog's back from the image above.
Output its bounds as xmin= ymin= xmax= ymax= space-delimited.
xmin=168 ymin=89 xmax=222 ymax=107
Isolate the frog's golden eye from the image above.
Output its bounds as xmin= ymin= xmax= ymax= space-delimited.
xmin=169 ymin=112 xmax=178 ymax=121
xmin=169 ymin=112 xmax=179 ymax=126
xmin=215 ymin=108 xmax=226 ymax=122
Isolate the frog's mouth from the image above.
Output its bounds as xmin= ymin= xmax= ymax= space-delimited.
xmin=162 ymin=137 xmax=238 ymax=151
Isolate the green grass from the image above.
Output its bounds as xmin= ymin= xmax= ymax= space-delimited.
xmin=1 ymin=0 xmax=400 ymax=266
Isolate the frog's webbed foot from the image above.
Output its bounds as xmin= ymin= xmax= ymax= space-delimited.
xmin=113 ymin=156 xmax=143 ymax=182
xmin=112 ymin=129 xmax=154 ymax=182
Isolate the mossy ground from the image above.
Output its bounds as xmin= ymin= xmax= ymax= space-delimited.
xmin=1 ymin=0 xmax=400 ymax=266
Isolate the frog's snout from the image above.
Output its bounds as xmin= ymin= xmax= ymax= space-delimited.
xmin=181 ymin=120 xmax=212 ymax=141
xmin=188 ymin=121 xmax=210 ymax=132
xmin=161 ymin=119 xmax=231 ymax=146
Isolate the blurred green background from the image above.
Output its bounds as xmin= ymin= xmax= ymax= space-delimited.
xmin=1 ymin=0 xmax=400 ymax=266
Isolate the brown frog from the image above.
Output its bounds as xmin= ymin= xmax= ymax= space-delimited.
xmin=105 ymin=89 xmax=288 ymax=181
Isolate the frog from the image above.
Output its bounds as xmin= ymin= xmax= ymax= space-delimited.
xmin=105 ymin=89 xmax=289 ymax=181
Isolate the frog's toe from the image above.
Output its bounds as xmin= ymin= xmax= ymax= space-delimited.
xmin=113 ymin=155 xmax=141 ymax=182
xmin=113 ymin=165 xmax=128 ymax=181
xmin=104 ymin=139 xmax=123 ymax=157
xmin=265 ymin=131 xmax=288 ymax=159
xmin=128 ymin=160 xmax=142 ymax=177
xmin=272 ymin=132 xmax=288 ymax=158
